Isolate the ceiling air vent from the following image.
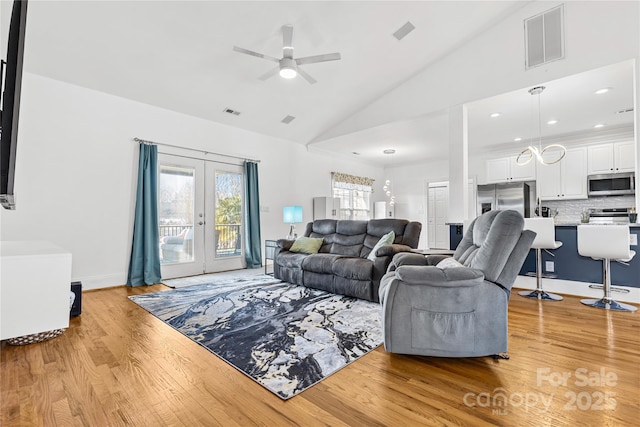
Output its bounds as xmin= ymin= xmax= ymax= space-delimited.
xmin=616 ymin=108 xmax=634 ymax=114
xmin=281 ymin=115 xmax=296 ymax=124
xmin=393 ymin=21 xmax=415 ymax=41
xmin=524 ymin=5 xmax=564 ymax=69
xmin=223 ymin=108 xmax=241 ymax=116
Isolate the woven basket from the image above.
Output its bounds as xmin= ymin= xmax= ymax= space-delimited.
xmin=6 ymin=329 xmax=65 ymax=346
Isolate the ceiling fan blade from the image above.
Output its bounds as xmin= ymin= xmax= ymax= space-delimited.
xmin=233 ymin=46 xmax=280 ymax=63
xmin=282 ymin=25 xmax=294 ymax=59
xmin=258 ymin=66 xmax=280 ymax=81
xmin=295 ymin=52 xmax=341 ymax=65
xmin=296 ymin=67 xmax=317 ymax=85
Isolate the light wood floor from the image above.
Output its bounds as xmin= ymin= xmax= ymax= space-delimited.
xmin=1 ymin=284 xmax=639 ymax=426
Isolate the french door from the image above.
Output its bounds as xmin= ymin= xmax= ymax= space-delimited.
xmin=158 ymin=154 xmax=245 ymax=279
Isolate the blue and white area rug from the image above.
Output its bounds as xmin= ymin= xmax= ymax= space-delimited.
xmin=129 ymin=275 xmax=382 ymax=399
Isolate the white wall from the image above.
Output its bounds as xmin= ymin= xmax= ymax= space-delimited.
xmin=385 ymin=159 xmax=449 ymax=248
xmin=0 ymin=73 xmax=384 ymax=289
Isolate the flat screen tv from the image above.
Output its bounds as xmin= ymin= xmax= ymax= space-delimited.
xmin=1 ymin=0 xmax=28 ymax=210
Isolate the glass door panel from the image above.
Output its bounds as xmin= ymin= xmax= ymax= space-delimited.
xmin=158 ymin=165 xmax=195 ymax=263
xmin=205 ymin=163 xmax=244 ymax=272
xmin=158 ymin=155 xmax=205 ymax=279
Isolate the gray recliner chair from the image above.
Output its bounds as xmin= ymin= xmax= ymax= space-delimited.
xmin=379 ymin=210 xmax=536 ymax=358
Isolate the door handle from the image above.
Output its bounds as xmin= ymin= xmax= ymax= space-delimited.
xmin=198 ymin=221 xmax=204 ymax=225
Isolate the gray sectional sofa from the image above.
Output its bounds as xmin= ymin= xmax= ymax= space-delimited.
xmin=273 ymin=218 xmax=422 ymax=302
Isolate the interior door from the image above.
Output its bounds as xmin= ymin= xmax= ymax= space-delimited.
xmin=204 ymin=162 xmax=245 ymax=273
xmin=158 ymin=154 xmax=205 ymax=279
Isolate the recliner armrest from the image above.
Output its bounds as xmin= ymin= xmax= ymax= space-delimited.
xmin=395 ymin=265 xmax=484 ymax=287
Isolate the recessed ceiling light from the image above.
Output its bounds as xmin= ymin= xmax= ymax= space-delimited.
xmin=594 ymin=88 xmax=611 ymax=95
xmin=594 ymin=124 xmax=605 ymax=129
xmin=490 ymin=112 xmax=501 ymax=118
xmin=514 ymin=137 xmax=522 ymax=142
xmin=547 ymin=120 xmax=558 ymax=125
xmin=383 ymin=149 xmax=396 ymax=154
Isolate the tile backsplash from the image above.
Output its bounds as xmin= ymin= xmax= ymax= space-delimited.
xmin=543 ymin=195 xmax=635 ymax=223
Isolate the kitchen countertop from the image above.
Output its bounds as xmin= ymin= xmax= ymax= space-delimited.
xmin=448 ymin=221 xmax=640 ymax=227
xmin=555 ymin=222 xmax=640 ymax=227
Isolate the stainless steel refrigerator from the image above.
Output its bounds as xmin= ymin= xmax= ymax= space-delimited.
xmin=477 ymin=182 xmax=531 ymax=218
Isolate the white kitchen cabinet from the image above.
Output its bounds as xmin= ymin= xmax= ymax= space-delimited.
xmin=538 ymin=147 xmax=587 ymax=200
xmin=313 ymin=197 xmax=340 ymax=220
xmin=614 ymin=142 xmax=635 ymax=173
xmin=587 ymin=142 xmax=635 ymax=174
xmin=486 ymin=155 xmax=536 ymax=183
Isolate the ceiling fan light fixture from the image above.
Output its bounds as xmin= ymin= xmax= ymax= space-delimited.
xmin=279 ymin=67 xmax=297 ymax=79
xmin=279 ymin=58 xmax=298 ymax=79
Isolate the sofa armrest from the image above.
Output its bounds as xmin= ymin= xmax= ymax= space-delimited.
xmin=375 ymin=244 xmax=413 ymax=258
xmin=395 ymin=265 xmax=484 ymax=287
xmin=276 ymin=239 xmax=295 ymax=250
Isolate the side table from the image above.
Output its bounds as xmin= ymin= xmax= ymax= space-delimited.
xmin=264 ymin=239 xmax=278 ymax=275
xmin=410 ymin=248 xmax=455 ymax=256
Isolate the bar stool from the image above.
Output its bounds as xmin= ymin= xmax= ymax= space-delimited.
xmin=577 ymin=225 xmax=637 ymax=312
xmin=519 ymin=218 xmax=564 ymax=301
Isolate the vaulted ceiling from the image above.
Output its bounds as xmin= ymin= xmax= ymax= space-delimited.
xmin=5 ymin=1 xmax=635 ymax=167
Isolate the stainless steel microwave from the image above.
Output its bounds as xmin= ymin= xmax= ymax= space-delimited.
xmin=587 ymin=172 xmax=635 ymax=196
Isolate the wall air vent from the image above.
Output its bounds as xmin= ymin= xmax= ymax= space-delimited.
xmin=281 ymin=115 xmax=296 ymax=124
xmin=616 ymin=108 xmax=634 ymax=114
xmin=223 ymin=108 xmax=241 ymax=116
xmin=524 ymin=5 xmax=564 ymax=69
xmin=393 ymin=21 xmax=415 ymax=41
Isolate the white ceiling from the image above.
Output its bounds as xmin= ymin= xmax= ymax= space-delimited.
xmin=6 ymin=1 xmax=636 ymax=167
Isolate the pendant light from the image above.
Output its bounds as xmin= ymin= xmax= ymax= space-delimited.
xmin=383 ymin=149 xmax=396 ymax=207
xmin=516 ymin=86 xmax=566 ymax=166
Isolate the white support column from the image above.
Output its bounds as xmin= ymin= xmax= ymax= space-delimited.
xmin=448 ymin=104 xmax=469 ymax=224
xmin=634 ymin=58 xmax=640 ymax=215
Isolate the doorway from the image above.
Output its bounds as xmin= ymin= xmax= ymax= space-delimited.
xmin=158 ymin=154 xmax=245 ymax=279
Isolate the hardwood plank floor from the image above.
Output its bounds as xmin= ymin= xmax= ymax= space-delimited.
xmin=1 ymin=284 xmax=638 ymax=426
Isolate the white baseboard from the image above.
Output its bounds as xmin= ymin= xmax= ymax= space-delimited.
xmin=513 ymin=275 xmax=640 ymax=304
xmin=72 ymin=273 xmax=127 ymax=291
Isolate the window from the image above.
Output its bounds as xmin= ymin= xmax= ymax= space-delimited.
xmin=331 ymin=172 xmax=374 ymax=220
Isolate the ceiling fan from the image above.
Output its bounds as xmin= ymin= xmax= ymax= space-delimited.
xmin=233 ymin=25 xmax=341 ymax=85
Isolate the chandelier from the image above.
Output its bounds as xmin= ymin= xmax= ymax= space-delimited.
xmin=383 ymin=149 xmax=396 ymax=207
xmin=516 ymin=86 xmax=566 ymax=166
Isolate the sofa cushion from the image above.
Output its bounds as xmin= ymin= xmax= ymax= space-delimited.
xmin=332 ymin=257 xmax=373 ymax=281
xmin=331 ymin=233 xmax=366 ymax=256
xmin=302 ymin=253 xmax=344 ymax=274
xmin=275 ymin=251 xmax=309 ymax=269
xmin=289 ymin=237 xmax=324 ymax=254
xmin=367 ymin=231 xmax=395 ymax=261
xmin=367 ymin=219 xmax=408 ymax=243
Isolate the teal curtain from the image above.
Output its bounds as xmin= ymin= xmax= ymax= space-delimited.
xmin=244 ymin=161 xmax=262 ymax=268
xmin=127 ymin=143 xmax=161 ymax=286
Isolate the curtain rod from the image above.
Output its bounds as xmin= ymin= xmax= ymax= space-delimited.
xmin=133 ymin=137 xmax=260 ymax=163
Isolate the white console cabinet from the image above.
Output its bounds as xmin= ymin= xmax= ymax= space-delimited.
xmin=1 ymin=241 xmax=72 ymax=340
